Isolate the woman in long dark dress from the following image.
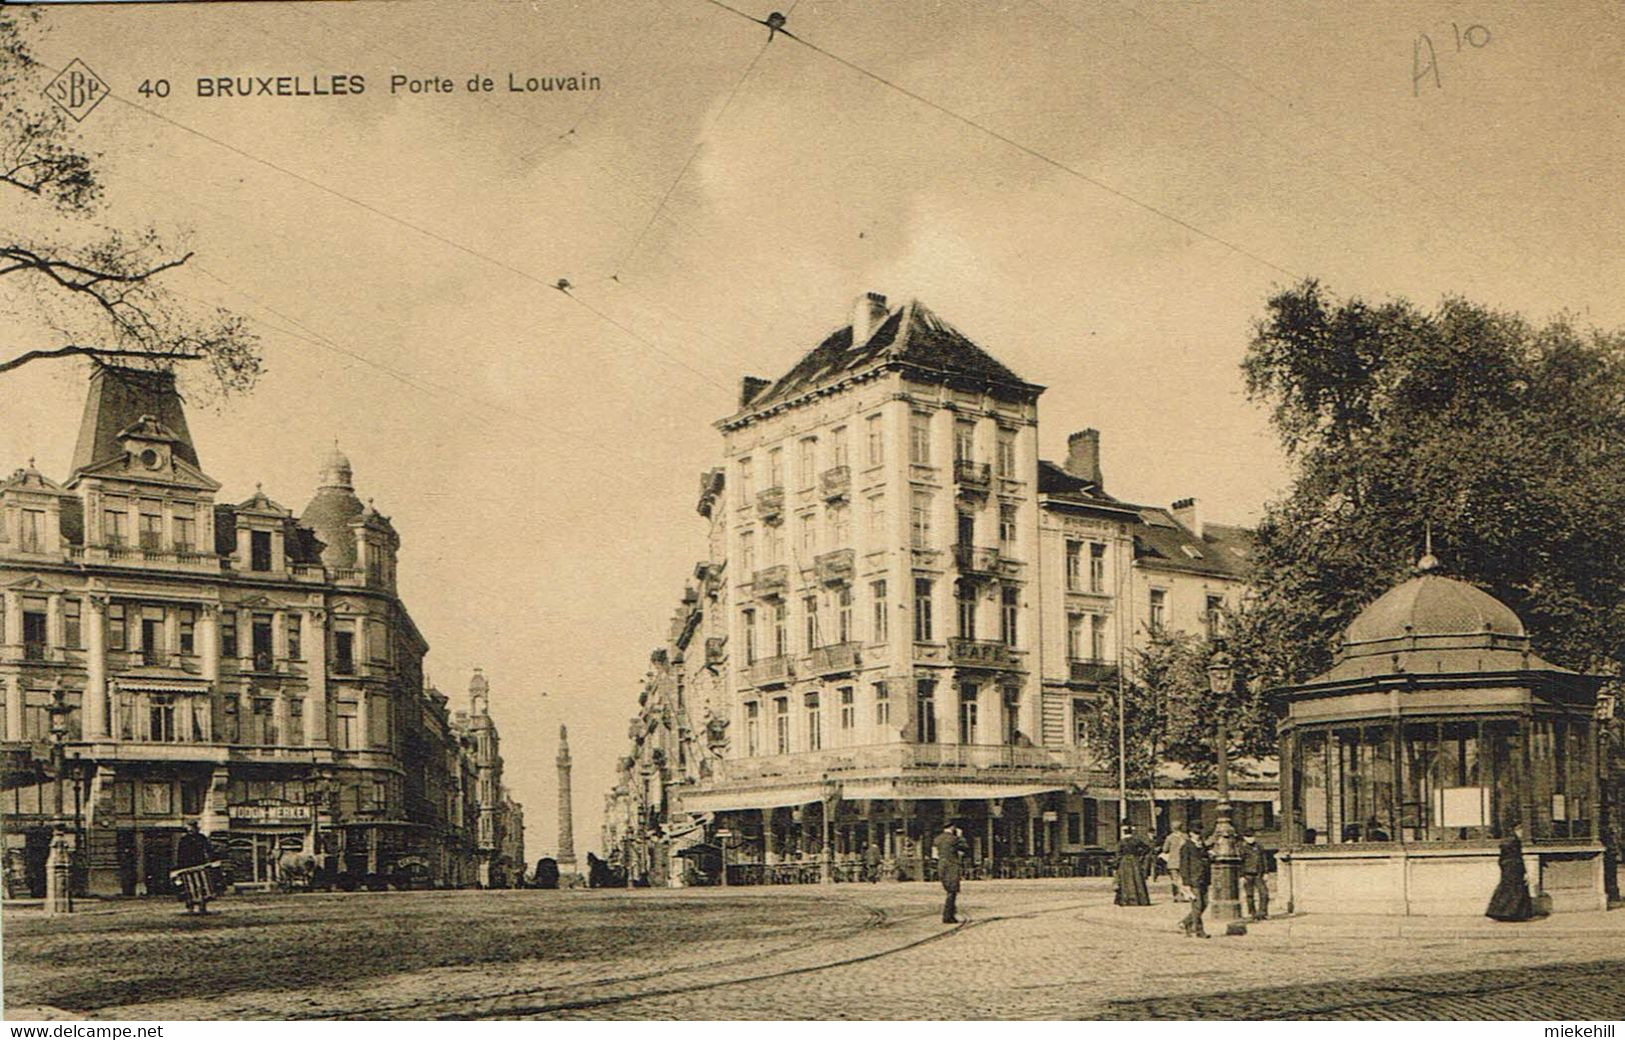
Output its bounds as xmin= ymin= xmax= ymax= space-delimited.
xmin=1486 ymin=825 xmax=1535 ymax=922
xmin=1114 ymin=825 xmax=1152 ymax=906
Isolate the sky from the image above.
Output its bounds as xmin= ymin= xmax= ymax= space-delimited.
xmin=4 ymin=0 xmax=1624 ymax=858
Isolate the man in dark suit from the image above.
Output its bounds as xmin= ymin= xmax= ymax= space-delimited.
xmin=174 ymin=820 xmax=216 ymax=914
xmin=934 ymin=823 xmax=969 ymax=924
xmin=1240 ymin=831 xmax=1269 ymax=920
xmin=1179 ymin=827 xmax=1211 ymax=938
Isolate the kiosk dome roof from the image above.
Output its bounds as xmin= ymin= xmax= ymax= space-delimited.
xmin=1344 ymin=569 xmax=1525 ymax=647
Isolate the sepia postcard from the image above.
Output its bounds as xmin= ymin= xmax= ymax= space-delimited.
xmin=1 ymin=0 xmax=1623 ymax=1027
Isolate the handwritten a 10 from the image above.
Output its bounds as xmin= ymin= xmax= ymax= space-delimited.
xmin=1414 ymin=22 xmax=1490 ymax=96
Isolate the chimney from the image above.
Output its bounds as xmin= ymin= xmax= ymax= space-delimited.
xmin=739 ymin=376 xmax=771 ymax=409
xmin=1172 ymin=497 xmax=1202 ymax=540
xmin=1063 ymin=428 xmax=1102 ymax=487
xmin=851 ymin=291 xmax=889 ymax=345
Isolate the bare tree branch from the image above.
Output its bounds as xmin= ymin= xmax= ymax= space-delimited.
xmin=0 ymin=344 xmax=203 ymax=376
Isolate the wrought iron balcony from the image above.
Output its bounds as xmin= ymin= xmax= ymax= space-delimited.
xmin=755 ymin=487 xmax=786 ymax=524
xmin=815 ymin=548 xmax=854 ymax=586
xmin=948 ymin=638 xmax=1018 ymax=670
xmin=819 ymin=465 xmax=851 ymax=502
xmin=954 ymin=459 xmax=992 ymax=490
xmin=953 ymin=544 xmax=1001 ymax=575
xmin=752 ymin=564 xmax=789 ymax=599
xmin=1068 ymin=659 xmax=1119 ymax=685
xmin=746 ymin=654 xmax=793 ymax=687
xmin=809 ymin=642 xmax=860 ymax=676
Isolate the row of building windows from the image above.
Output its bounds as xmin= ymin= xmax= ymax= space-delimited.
xmin=740 ymin=679 xmax=1037 ymax=755
xmin=734 ymin=412 xmax=1023 ymax=508
xmin=1 ymin=596 xmax=388 ymax=673
xmin=738 ymin=496 xmax=1029 ymax=571
xmin=740 ymin=579 xmax=1025 ymax=662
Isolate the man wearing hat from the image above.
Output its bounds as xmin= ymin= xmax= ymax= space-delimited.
xmin=933 ymin=822 xmax=969 ymax=924
xmin=1179 ymin=825 xmax=1211 ymax=938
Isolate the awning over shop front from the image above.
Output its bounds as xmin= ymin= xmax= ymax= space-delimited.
xmin=1086 ymin=787 xmax=1279 ymax=803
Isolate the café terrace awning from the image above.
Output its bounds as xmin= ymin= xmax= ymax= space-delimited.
xmin=682 ymin=780 xmax=1071 ymax=814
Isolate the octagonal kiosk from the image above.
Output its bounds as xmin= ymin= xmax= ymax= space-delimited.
xmin=1275 ymin=555 xmax=1608 ymax=915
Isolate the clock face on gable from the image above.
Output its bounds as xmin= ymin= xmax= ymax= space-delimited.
xmin=139 ymin=448 xmax=164 ymax=470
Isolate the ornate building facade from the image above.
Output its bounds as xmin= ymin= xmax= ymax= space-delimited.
xmin=451 ymin=669 xmax=525 ymax=887
xmin=603 ymin=294 xmax=1266 ymax=884
xmin=0 ymin=365 xmax=511 ymax=896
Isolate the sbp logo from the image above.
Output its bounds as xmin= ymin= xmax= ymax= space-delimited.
xmin=44 ymin=59 xmax=109 ymax=122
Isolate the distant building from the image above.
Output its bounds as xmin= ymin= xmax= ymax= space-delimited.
xmin=452 ymin=669 xmax=524 ymax=887
xmin=603 ymin=294 xmax=1265 ymax=885
xmin=0 ymin=365 xmax=490 ymax=896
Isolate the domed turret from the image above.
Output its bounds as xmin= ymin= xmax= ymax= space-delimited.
xmin=469 ymin=668 xmax=490 ymax=714
xmin=300 ymin=442 xmax=364 ymax=568
xmin=319 ymin=441 xmax=353 ymax=490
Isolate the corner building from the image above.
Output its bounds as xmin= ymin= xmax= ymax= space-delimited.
xmin=614 ymin=295 xmax=1266 ymax=885
xmin=0 ymin=366 xmax=479 ymax=896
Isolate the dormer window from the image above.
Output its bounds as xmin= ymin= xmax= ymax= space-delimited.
xmin=19 ymin=509 xmax=44 ymax=553
xmin=250 ymin=530 xmax=272 ymax=571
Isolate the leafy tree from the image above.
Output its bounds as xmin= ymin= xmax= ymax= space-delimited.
xmin=1086 ymin=620 xmax=1276 ymax=790
xmin=1243 ymin=279 xmax=1625 ymax=684
xmin=1 ymin=9 xmax=259 ymax=394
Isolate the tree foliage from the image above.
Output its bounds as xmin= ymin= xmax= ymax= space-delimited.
xmin=1086 ymin=621 xmax=1276 ymax=789
xmin=1243 ymin=279 xmax=1625 ymax=684
xmin=0 ymin=9 xmax=259 ymax=396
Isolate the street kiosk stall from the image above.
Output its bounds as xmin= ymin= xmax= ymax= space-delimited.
xmin=1275 ymin=555 xmax=1608 ymax=915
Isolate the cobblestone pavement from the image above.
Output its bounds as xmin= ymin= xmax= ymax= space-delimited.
xmin=6 ymin=881 xmax=1625 ymax=1019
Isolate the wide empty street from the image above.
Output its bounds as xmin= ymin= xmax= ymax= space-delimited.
xmin=6 ymin=881 xmax=1625 ymax=1020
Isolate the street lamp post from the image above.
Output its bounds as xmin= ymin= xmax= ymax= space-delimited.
xmin=820 ymin=779 xmax=839 ymax=885
xmin=44 ymin=684 xmax=74 ymax=915
xmin=1206 ymin=650 xmax=1243 ymax=926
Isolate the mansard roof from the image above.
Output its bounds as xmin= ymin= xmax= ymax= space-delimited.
xmin=731 ymin=299 xmax=1040 ymax=419
xmin=72 ymin=366 xmax=200 ymax=474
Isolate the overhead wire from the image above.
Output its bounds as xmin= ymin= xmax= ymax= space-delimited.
xmin=696 ymin=0 xmax=1302 ymax=280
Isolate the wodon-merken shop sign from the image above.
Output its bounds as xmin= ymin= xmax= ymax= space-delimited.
xmin=230 ymin=803 xmax=313 ymax=822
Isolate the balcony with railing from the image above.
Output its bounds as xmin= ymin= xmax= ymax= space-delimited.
xmin=705 ymin=636 xmax=727 ymax=666
xmin=953 ymin=544 xmax=1001 ymax=576
xmin=809 ymin=642 xmax=860 ymax=676
xmin=1068 ymin=659 xmax=1118 ymax=685
xmin=752 ymin=564 xmax=789 ymax=599
xmin=745 ymin=654 xmax=793 ymax=687
xmin=717 ymin=741 xmax=1069 ymax=785
xmin=948 ymin=638 xmax=1019 ymax=670
xmin=954 ymin=459 xmax=992 ymax=491
xmin=755 ymin=486 xmax=786 ymax=524
xmin=814 ymin=548 xmax=854 ymax=586
xmin=819 ymin=465 xmax=851 ymax=502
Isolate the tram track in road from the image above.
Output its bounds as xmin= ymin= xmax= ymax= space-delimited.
xmin=301 ymin=897 xmax=912 ymax=1021
xmin=415 ymin=897 xmax=1099 ymax=1020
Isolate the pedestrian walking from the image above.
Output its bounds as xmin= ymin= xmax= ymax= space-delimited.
xmin=1239 ymin=830 xmax=1269 ymax=920
xmin=934 ymin=823 xmax=969 ymax=923
xmin=1486 ymin=824 xmax=1535 ymax=922
xmin=1161 ymin=827 xmax=1189 ymax=902
xmin=1179 ymin=829 xmax=1211 ymax=937
xmin=863 ymin=840 xmax=883 ymax=883
xmin=1113 ymin=824 xmax=1152 ymax=906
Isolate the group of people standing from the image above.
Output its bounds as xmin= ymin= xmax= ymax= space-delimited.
xmin=1113 ymin=823 xmax=1270 ymax=937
